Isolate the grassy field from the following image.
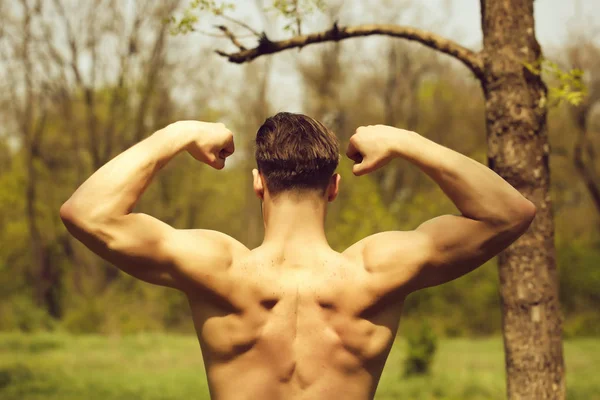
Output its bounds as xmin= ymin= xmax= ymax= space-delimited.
xmin=0 ymin=333 xmax=598 ymax=400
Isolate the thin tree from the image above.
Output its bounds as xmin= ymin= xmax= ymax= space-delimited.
xmin=567 ymin=40 xmax=600 ymax=216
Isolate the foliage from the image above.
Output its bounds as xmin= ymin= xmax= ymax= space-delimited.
xmin=268 ymin=0 xmax=327 ymax=34
xmin=169 ymin=0 xmax=325 ymax=36
xmin=271 ymin=0 xmax=326 ymax=15
xmin=524 ymin=58 xmax=588 ymax=107
xmin=0 ymin=296 xmax=57 ymax=333
xmin=189 ymin=0 xmax=235 ymax=14
xmin=402 ymin=259 xmax=502 ymax=337
xmin=168 ymin=1 xmax=235 ymax=35
xmin=557 ymin=240 xmax=600 ymax=337
xmin=403 ymin=322 xmax=438 ymax=376
xmin=326 ymin=158 xmax=398 ymax=250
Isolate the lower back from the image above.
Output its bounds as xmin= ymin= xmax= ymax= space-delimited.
xmin=205 ymin=356 xmax=375 ymax=400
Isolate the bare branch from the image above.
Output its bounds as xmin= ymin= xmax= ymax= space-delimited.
xmin=217 ymin=25 xmax=246 ymax=50
xmin=195 ymin=29 xmax=232 ymax=38
xmin=53 ymin=0 xmax=102 ymax=168
xmin=194 ymin=28 xmax=257 ymax=38
xmin=219 ymin=13 xmax=261 ymax=37
xmin=217 ymin=23 xmax=484 ymax=79
xmin=131 ymin=0 xmax=178 ymax=144
xmin=293 ymin=0 xmax=301 ymax=36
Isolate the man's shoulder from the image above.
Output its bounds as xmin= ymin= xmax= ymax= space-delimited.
xmin=168 ymin=229 xmax=250 ymax=265
xmin=166 ymin=229 xmax=253 ymax=297
xmin=342 ymin=231 xmax=430 ymax=273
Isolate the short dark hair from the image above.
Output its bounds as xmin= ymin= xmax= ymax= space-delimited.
xmin=255 ymin=112 xmax=339 ymax=195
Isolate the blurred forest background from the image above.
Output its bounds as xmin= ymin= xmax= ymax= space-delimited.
xmin=0 ymin=0 xmax=599 ymax=340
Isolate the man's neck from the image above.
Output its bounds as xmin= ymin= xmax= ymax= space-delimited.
xmin=262 ymin=192 xmax=329 ymax=247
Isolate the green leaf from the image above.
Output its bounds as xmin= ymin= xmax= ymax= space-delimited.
xmin=169 ymin=0 xmax=235 ymax=35
xmin=526 ymin=58 xmax=589 ymax=108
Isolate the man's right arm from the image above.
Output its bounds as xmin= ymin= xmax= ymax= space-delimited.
xmin=60 ymin=121 xmax=246 ymax=295
xmin=344 ymin=125 xmax=536 ymax=296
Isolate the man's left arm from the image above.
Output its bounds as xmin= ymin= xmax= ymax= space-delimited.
xmin=60 ymin=121 xmax=242 ymax=291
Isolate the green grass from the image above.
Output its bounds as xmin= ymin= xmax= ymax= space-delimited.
xmin=0 ymin=333 xmax=598 ymax=400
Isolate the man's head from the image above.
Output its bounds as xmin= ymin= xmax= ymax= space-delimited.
xmin=253 ymin=112 xmax=340 ymax=201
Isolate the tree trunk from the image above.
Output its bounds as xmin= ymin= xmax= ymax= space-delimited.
xmin=481 ymin=0 xmax=565 ymax=398
xmin=26 ymin=146 xmax=61 ymax=318
xmin=573 ymin=128 xmax=600 ymax=216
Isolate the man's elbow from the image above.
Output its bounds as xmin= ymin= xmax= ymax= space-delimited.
xmin=509 ymin=199 xmax=537 ymax=231
xmin=60 ymin=201 xmax=85 ymax=236
xmin=524 ymin=199 xmax=537 ymax=218
xmin=60 ymin=201 xmax=108 ymax=246
xmin=60 ymin=201 xmax=77 ymax=223
xmin=60 ymin=200 xmax=93 ymax=229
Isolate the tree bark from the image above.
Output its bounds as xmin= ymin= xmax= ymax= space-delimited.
xmin=480 ymin=0 xmax=565 ymax=398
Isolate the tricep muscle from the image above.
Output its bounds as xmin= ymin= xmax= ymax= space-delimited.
xmin=61 ymin=208 xmax=243 ymax=292
xmin=413 ymin=214 xmax=521 ymax=288
xmin=359 ymin=213 xmax=533 ymax=297
xmin=62 ymin=211 xmax=182 ymax=288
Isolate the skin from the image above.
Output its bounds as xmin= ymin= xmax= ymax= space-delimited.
xmin=60 ymin=121 xmax=536 ymax=400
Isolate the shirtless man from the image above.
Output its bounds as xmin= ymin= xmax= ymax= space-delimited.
xmin=60 ymin=112 xmax=536 ymax=400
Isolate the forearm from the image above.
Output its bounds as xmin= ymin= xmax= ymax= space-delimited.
xmin=391 ymin=131 xmax=534 ymax=223
xmin=62 ymin=125 xmax=191 ymax=220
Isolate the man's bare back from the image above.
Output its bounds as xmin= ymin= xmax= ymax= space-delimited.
xmin=187 ymin=243 xmax=402 ymax=400
xmin=60 ymin=116 xmax=536 ymax=399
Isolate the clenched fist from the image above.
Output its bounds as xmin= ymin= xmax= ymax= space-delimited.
xmin=169 ymin=121 xmax=235 ymax=170
xmin=346 ymin=125 xmax=413 ymax=176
